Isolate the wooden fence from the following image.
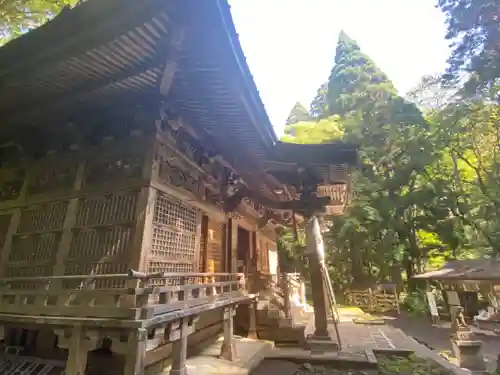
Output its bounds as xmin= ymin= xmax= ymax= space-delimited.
xmin=346 ymin=287 xmax=400 ymax=314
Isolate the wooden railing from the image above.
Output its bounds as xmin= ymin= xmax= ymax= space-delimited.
xmin=0 ymin=271 xmax=247 ymax=321
xmin=254 ymin=272 xmax=308 ymax=319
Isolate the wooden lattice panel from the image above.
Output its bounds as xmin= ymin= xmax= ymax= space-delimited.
xmin=5 ymin=264 xmax=53 ymax=278
xmin=17 ymin=202 xmax=68 ymax=234
xmin=76 ymin=192 xmax=137 ymax=226
xmin=68 ymin=227 xmax=132 ymax=261
xmin=148 ymin=191 xmax=200 ymax=280
xmin=0 ymin=214 xmax=12 ymax=249
xmin=9 ymin=233 xmax=60 ymax=263
xmin=151 ymin=226 xmax=196 ymax=259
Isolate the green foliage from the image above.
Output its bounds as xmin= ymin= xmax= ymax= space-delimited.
xmin=438 ymin=0 xmax=500 ymax=98
xmin=282 ymin=115 xmax=343 ymax=144
xmin=402 ymin=291 xmax=429 ymax=316
xmin=377 ymin=354 xmax=453 ymax=375
xmin=278 ymin=24 xmax=500 ymax=293
xmin=309 ymin=82 xmax=329 ymax=118
xmin=0 ymin=0 xmax=79 ymax=45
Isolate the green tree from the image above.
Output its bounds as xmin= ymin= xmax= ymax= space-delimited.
xmin=281 ymin=115 xmax=343 ymax=144
xmin=285 ymin=102 xmax=312 ymax=126
xmin=437 ymin=0 xmax=500 ymax=98
xmin=327 ymin=30 xmax=397 ymax=118
xmin=310 ymin=82 xmax=329 ymax=118
xmin=0 ymin=0 xmax=78 ymax=45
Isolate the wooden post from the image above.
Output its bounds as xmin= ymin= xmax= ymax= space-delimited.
xmin=282 ymin=274 xmax=291 ymax=318
xmin=124 ymin=328 xmax=147 ymax=375
xmin=170 ymin=318 xmax=191 ymax=375
xmin=305 ymin=216 xmax=331 ymax=340
xmin=219 ymin=305 xmax=237 ymax=361
xmin=64 ymin=326 xmax=88 ymax=375
xmin=247 ymin=299 xmax=258 ymax=339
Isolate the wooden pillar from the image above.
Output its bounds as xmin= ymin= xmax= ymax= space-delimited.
xmin=201 ymin=215 xmax=209 ymax=272
xmin=247 ymin=299 xmax=258 ymax=339
xmin=64 ymin=326 xmax=89 ymax=375
xmin=281 ymin=275 xmax=291 ymax=318
xmin=305 ymin=216 xmax=331 ymax=340
xmin=170 ymin=317 xmax=196 ymax=375
xmin=52 ymin=161 xmax=85 ymax=276
xmin=124 ymin=328 xmax=147 ymax=375
xmin=219 ymin=306 xmax=237 ymax=361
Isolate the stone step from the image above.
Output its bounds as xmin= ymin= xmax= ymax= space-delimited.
xmin=257 ymin=325 xmax=307 ymax=345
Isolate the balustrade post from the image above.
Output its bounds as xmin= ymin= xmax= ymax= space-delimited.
xmin=124 ymin=328 xmax=147 ymax=375
xmin=170 ymin=317 xmax=196 ymax=375
xmin=219 ymin=305 xmax=237 ymax=361
xmin=247 ymin=299 xmax=258 ymax=339
xmin=64 ymin=326 xmax=89 ymax=375
xmin=282 ymin=275 xmax=291 ymax=318
xmin=300 ymin=280 xmax=307 ymax=306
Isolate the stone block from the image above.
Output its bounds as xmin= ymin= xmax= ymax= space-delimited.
xmin=451 ymin=339 xmax=486 ymax=371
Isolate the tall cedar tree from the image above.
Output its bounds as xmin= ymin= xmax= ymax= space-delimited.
xmin=310 ymin=82 xmax=329 ymax=118
xmin=325 ymin=31 xmax=430 ymax=285
xmin=327 ymin=30 xmax=425 ymax=127
xmin=285 ymin=102 xmax=312 ymax=125
xmin=438 ymin=0 xmax=500 ymax=97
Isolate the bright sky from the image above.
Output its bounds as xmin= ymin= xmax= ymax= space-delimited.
xmin=229 ymin=0 xmax=450 ymax=136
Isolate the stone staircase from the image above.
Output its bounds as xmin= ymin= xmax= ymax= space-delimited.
xmin=238 ymin=272 xmax=312 ymax=346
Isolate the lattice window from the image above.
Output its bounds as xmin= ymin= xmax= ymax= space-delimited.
xmin=151 ymin=226 xmax=196 ymax=260
xmin=147 ymin=261 xmax=193 ymax=286
xmin=63 ymin=261 xmax=127 ymax=289
xmin=9 ymin=233 xmax=60 ymax=262
xmin=76 ymin=192 xmax=137 ymax=227
xmin=5 ymin=265 xmax=52 ymax=277
xmin=148 ymin=192 xmax=200 ymax=275
xmin=64 ymin=261 xmax=127 ymax=275
xmin=68 ymin=227 xmax=132 ymax=260
xmin=153 ymin=192 xmax=198 ymax=232
xmin=17 ymin=202 xmax=68 ymax=233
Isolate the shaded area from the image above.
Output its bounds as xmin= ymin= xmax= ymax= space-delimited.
xmin=384 ymin=312 xmax=500 ymax=372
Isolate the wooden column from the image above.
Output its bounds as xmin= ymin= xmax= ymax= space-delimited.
xmin=64 ymin=326 xmax=88 ymax=375
xmin=52 ymin=161 xmax=86 ymax=276
xmin=169 ymin=317 xmax=197 ymax=375
xmin=224 ymin=219 xmax=233 ymax=272
xmin=129 ymin=187 xmax=156 ymax=272
xmin=305 ymin=216 xmax=331 ymax=340
xmin=124 ymin=328 xmax=147 ymax=375
xmin=200 ymin=215 xmax=209 ymax=272
xmin=247 ymin=299 xmax=258 ymax=339
xmin=219 ymin=306 xmax=237 ymax=361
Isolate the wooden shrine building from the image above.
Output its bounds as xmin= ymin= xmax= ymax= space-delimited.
xmin=0 ymin=1 xmax=357 ymax=374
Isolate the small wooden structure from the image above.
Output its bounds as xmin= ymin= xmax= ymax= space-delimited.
xmin=0 ymin=1 xmax=358 ymax=374
xmin=414 ymin=258 xmax=500 ymax=323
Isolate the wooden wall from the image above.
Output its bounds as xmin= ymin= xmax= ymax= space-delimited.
xmin=0 ymin=136 xmax=153 ymax=281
